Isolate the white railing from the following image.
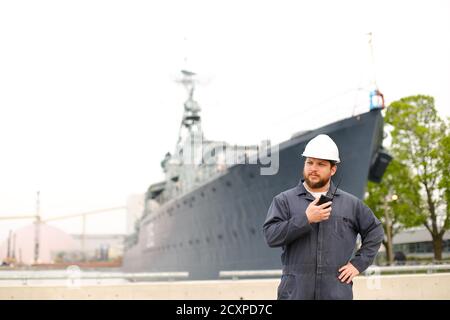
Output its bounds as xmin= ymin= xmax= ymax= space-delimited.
xmin=0 ymin=270 xmax=189 ymax=285
xmin=364 ymin=264 xmax=450 ymax=275
xmin=219 ymin=264 xmax=450 ymax=279
xmin=219 ymin=270 xmax=282 ymax=279
xmin=1 ymin=264 xmax=450 ymax=284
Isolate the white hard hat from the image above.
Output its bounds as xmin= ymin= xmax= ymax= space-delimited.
xmin=301 ymin=134 xmax=340 ymax=163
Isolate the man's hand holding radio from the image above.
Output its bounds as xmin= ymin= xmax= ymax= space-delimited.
xmin=306 ymin=197 xmax=332 ymax=223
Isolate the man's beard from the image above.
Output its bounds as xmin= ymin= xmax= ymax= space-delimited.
xmin=304 ymin=173 xmax=330 ymax=189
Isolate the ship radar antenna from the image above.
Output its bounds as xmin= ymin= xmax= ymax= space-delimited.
xmin=177 ymin=70 xmax=201 ymax=113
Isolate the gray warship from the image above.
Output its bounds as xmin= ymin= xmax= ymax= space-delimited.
xmin=122 ymin=70 xmax=390 ymax=279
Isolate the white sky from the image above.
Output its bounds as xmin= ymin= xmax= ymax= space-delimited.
xmin=0 ymin=0 xmax=449 ymax=240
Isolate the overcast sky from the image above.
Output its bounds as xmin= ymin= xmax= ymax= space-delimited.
xmin=0 ymin=0 xmax=449 ymax=239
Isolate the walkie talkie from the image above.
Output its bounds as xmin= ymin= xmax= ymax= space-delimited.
xmin=317 ymin=177 xmax=342 ymax=207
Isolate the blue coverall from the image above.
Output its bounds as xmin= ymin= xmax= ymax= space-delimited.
xmin=263 ymin=179 xmax=384 ymax=300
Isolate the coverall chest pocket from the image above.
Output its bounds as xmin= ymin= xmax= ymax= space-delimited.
xmin=332 ymin=215 xmax=354 ymax=238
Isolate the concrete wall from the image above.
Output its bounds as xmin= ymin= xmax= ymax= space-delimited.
xmin=1 ymin=273 xmax=449 ymax=300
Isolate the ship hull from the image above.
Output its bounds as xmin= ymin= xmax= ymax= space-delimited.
xmin=123 ymin=110 xmax=384 ymax=279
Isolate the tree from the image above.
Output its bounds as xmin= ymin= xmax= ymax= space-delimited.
xmin=384 ymin=95 xmax=449 ymax=260
xmin=366 ymin=158 xmax=423 ymax=265
xmin=437 ymin=124 xmax=450 ymax=235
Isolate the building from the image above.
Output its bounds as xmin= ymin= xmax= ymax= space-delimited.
xmin=0 ymin=223 xmax=77 ymax=265
xmin=69 ymin=233 xmax=126 ymax=261
xmin=393 ymin=227 xmax=450 ymax=259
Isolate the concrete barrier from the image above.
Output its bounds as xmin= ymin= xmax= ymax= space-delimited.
xmin=1 ymin=273 xmax=449 ymax=300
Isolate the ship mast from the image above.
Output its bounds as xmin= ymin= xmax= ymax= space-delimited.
xmin=159 ymin=70 xmax=206 ymax=197
xmin=174 ymin=70 xmax=204 ymax=162
xmin=367 ymin=32 xmax=385 ymax=110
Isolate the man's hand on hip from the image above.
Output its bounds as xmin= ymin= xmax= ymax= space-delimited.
xmin=338 ymin=262 xmax=360 ymax=284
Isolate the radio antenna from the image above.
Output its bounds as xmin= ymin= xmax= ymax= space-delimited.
xmin=331 ymin=176 xmax=343 ymax=199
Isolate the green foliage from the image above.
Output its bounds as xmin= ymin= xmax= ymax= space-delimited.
xmin=369 ymin=94 xmax=450 ymax=260
xmin=437 ymin=122 xmax=450 ymax=230
xmin=366 ymin=158 xmax=424 ymax=234
xmin=384 ymin=95 xmax=448 ymax=228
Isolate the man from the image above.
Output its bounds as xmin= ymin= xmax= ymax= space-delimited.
xmin=263 ymin=134 xmax=384 ymax=300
